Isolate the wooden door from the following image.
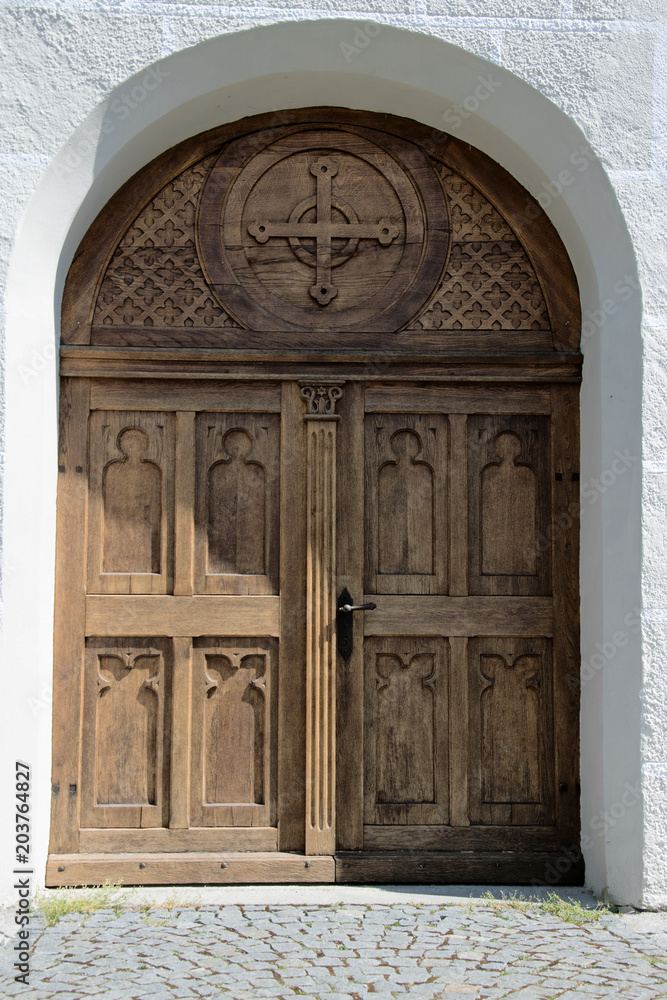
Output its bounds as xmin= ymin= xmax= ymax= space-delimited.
xmin=334 ymin=382 xmax=581 ymax=884
xmin=49 ymin=108 xmax=582 ymax=886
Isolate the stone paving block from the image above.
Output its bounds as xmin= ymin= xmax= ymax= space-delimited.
xmin=14 ymin=902 xmax=667 ymax=999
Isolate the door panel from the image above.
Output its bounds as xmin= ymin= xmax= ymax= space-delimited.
xmin=189 ymin=637 xmax=277 ymax=828
xmin=467 ymin=636 xmax=554 ymax=826
xmin=364 ymin=414 xmax=448 ymax=594
xmin=87 ymin=410 xmax=174 ymax=594
xmin=364 ymin=636 xmax=449 ymax=826
xmin=81 ymin=637 xmax=171 ymax=829
xmin=194 ymin=413 xmax=280 ymax=595
xmin=467 ymin=414 xmax=551 ymax=596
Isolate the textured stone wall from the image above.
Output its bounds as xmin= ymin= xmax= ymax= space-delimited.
xmin=0 ymin=1 xmax=665 ymax=905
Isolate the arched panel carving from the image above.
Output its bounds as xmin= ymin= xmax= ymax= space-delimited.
xmin=102 ymin=428 xmax=162 ymax=575
xmin=87 ymin=410 xmax=174 ymax=595
xmin=194 ymin=412 xmax=280 ymax=595
xmin=467 ymin=414 xmax=551 ymax=596
xmin=480 ymin=432 xmax=538 ymax=577
xmin=189 ymin=638 xmax=277 ymax=829
xmin=365 ymin=413 xmax=448 ymax=595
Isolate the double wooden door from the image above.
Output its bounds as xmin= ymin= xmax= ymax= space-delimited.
xmin=48 ymin=371 xmax=580 ymax=886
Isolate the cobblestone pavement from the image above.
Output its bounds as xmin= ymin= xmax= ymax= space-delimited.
xmin=2 ymin=890 xmax=667 ymax=999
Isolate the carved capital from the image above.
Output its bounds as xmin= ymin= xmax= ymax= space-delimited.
xmin=300 ymin=384 xmax=343 ymax=421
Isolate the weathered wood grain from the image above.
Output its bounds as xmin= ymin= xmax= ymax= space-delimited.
xmin=46 ymin=852 xmax=335 ymax=886
xmin=364 ymin=596 xmax=553 ymax=636
xmin=85 ymin=596 xmax=281 ymax=636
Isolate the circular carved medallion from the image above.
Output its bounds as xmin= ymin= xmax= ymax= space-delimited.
xmin=197 ymin=125 xmax=449 ymax=333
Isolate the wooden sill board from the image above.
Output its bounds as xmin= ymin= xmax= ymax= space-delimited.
xmin=335 ymin=851 xmax=584 ymax=886
xmin=46 ymin=852 xmax=335 ymax=887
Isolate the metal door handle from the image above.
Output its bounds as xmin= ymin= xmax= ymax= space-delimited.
xmin=337 ymin=589 xmax=376 ymax=661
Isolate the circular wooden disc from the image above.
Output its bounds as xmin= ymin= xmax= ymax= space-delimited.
xmin=197 ymin=124 xmax=449 ymax=333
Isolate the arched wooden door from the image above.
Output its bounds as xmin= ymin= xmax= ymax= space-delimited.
xmin=48 ymin=109 xmax=582 ymax=886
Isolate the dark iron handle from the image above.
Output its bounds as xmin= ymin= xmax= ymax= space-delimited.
xmin=338 ymin=602 xmax=377 ymax=613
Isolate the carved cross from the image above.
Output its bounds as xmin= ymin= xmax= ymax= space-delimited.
xmin=248 ymin=157 xmax=399 ymax=305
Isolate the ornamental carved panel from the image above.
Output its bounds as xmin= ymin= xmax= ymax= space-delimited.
xmin=74 ymin=113 xmax=582 ymax=352
xmin=197 ymin=126 xmax=448 ymax=332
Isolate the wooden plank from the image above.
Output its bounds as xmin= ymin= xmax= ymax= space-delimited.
xmin=174 ymin=413 xmax=195 ymax=596
xmin=46 ymin=852 xmax=335 ymax=887
xmin=85 ymin=328 xmax=551 ymax=355
xmin=50 ymin=378 xmax=90 ymax=854
xmin=169 ymin=638 xmax=192 ymax=829
xmin=448 ymin=415 xmax=467 ymax=597
xmin=363 ymin=825 xmax=558 ymax=851
xmin=448 ymin=636 xmax=470 ymax=827
xmin=61 ymin=348 xmax=583 ymax=384
xmin=80 ymin=827 xmax=278 ymax=853
xmin=277 ymin=383 xmax=307 ymax=851
xmin=90 ymin=379 xmax=281 ymax=412
xmin=85 ymin=595 xmax=281 ymax=636
xmin=550 ymin=384 xmax=581 ymax=845
xmin=364 ymin=596 xmax=553 ymax=636
xmin=335 ymin=851 xmax=584 ymax=886
xmin=335 ymin=383 xmax=365 ymax=851
xmin=365 ymin=384 xmax=551 ymax=414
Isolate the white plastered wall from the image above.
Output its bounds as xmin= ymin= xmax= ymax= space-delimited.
xmin=0 ymin=14 xmax=661 ymax=906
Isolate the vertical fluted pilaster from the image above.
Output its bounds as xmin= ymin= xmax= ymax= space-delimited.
xmin=301 ymin=384 xmax=342 ymax=855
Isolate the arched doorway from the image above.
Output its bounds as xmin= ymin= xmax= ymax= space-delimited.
xmin=48 ymin=108 xmax=581 ymax=886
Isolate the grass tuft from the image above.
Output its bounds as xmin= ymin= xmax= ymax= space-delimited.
xmin=540 ymin=891 xmax=607 ymax=925
xmin=481 ymin=890 xmax=533 ymax=915
xmin=35 ymin=879 xmax=124 ymax=926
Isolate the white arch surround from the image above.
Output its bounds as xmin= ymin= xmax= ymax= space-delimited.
xmin=0 ymin=20 xmax=645 ymax=904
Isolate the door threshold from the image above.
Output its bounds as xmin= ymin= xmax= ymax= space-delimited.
xmin=335 ymin=851 xmax=584 ymax=886
xmin=46 ymin=851 xmax=335 ymax=887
